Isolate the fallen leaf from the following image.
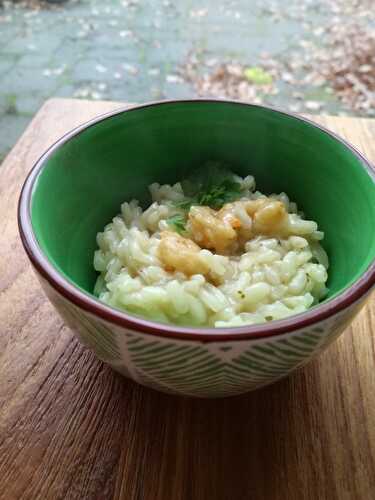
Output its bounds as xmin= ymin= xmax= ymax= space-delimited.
xmin=243 ymin=67 xmax=273 ymax=85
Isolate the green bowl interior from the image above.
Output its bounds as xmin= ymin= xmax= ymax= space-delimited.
xmin=31 ymin=101 xmax=375 ymax=306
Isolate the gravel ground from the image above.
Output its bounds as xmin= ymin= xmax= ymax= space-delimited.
xmin=0 ymin=0 xmax=374 ymax=163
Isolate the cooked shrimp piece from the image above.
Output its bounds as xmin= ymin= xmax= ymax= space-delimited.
xmin=187 ymin=206 xmax=238 ymax=254
xmin=220 ymin=198 xmax=289 ymax=236
xmin=250 ymin=199 xmax=289 ymax=235
xmin=158 ymin=231 xmax=209 ymax=276
xmin=217 ymin=201 xmax=253 ymax=242
xmin=187 ymin=199 xmax=290 ymax=254
xmin=188 ymin=199 xmax=289 ymax=254
xmin=219 ymin=210 xmax=242 ymax=229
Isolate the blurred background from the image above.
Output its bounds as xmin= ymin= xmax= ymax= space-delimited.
xmin=0 ymin=0 xmax=374 ymax=164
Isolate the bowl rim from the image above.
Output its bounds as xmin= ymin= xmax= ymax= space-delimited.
xmin=18 ymin=98 xmax=375 ymax=342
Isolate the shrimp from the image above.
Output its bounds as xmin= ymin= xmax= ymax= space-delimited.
xmin=158 ymin=231 xmax=209 ymax=276
xmin=187 ymin=198 xmax=289 ymax=255
xmin=219 ymin=198 xmax=289 ymax=237
xmin=249 ymin=199 xmax=289 ymax=235
xmin=187 ymin=206 xmax=239 ymax=254
xmin=217 ymin=201 xmax=253 ymax=243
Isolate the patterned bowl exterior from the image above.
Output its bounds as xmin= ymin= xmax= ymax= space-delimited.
xmin=39 ymin=275 xmax=368 ymax=398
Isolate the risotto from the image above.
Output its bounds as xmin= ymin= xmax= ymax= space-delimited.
xmin=93 ymin=165 xmax=329 ymax=327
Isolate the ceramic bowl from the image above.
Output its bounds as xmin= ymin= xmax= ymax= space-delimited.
xmin=18 ymin=100 xmax=375 ymax=397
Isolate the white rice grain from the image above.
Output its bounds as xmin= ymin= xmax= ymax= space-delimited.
xmin=94 ymin=174 xmax=329 ymax=327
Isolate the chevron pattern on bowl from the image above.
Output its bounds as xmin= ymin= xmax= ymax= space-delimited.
xmin=42 ymin=278 xmax=364 ymax=398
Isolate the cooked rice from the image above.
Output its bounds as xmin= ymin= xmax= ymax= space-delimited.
xmin=93 ymin=174 xmax=329 ymax=327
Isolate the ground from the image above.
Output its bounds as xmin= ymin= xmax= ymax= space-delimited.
xmin=0 ymin=0 xmax=373 ymax=163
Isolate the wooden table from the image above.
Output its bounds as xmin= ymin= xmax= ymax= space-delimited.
xmin=0 ymin=98 xmax=374 ymax=500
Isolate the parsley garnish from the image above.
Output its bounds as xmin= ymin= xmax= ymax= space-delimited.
xmin=197 ymin=178 xmax=242 ymax=209
xmin=166 ymin=214 xmax=187 ymax=234
xmin=175 ymin=163 xmax=243 ymax=211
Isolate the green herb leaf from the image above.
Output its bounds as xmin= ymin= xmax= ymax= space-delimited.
xmin=174 ymin=198 xmax=196 ymax=211
xmin=176 ymin=163 xmax=243 ymax=211
xmin=166 ymin=214 xmax=187 ymax=234
xmin=197 ymin=178 xmax=242 ymax=209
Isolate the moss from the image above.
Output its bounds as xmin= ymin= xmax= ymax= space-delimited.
xmin=4 ymin=94 xmax=18 ymax=115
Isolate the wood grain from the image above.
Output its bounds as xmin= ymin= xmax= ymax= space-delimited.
xmin=0 ymin=98 xmax=374 ymax=500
